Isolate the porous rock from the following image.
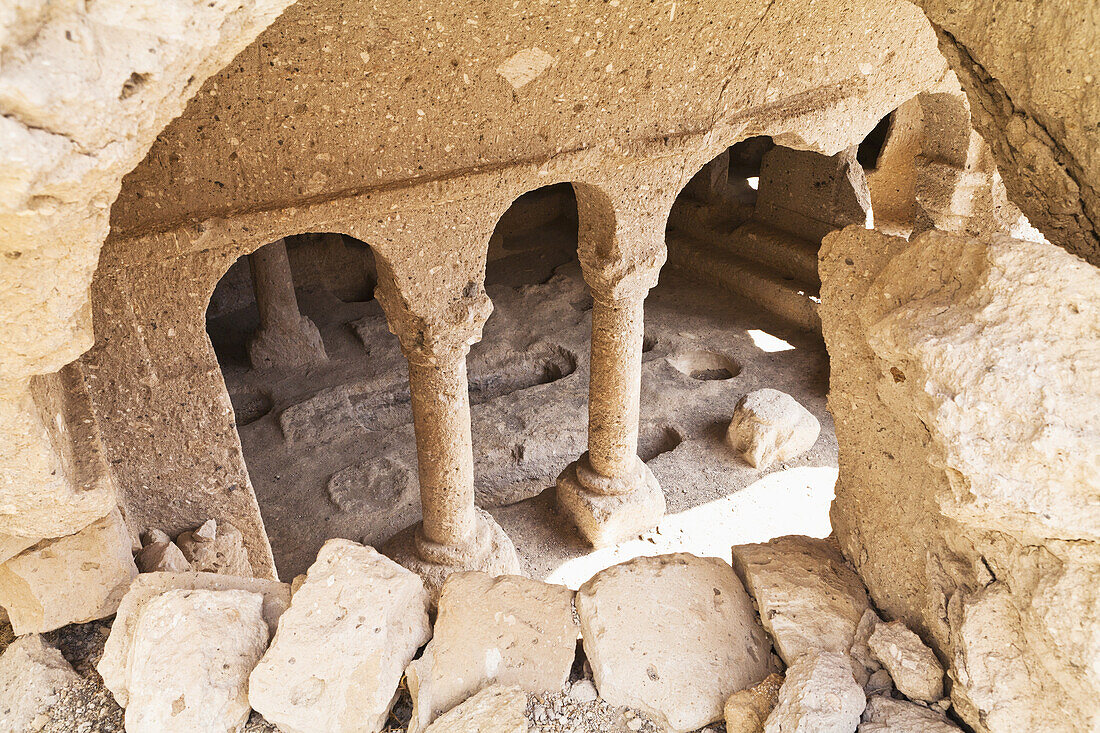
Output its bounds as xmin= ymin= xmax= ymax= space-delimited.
xmin=407 ymin=572 xmax=579 ymax=732
xmin=0 ymin=508 xmax=138 ymax=634
xmin=98 ymin=571 xmax=290 ymax=708
xmin=424 ymin=685 xmax=528 ymax=733
xmin=727 ymin=389 xmax=820 ymax=470
xmin=0 ymin=634 xmax=81 ymax=732
xmin=725 ymin=673 xmax=785 ymax=733
xmin=763 ymin=652 xmax=866 ymax=733
xmin=868 ymin=621 xmax=944 ymax=703
xmin=123 ymin=588 xmax=268 ymax=733
xmin=858 ymin=695 xmax=962 ymax=732
xmin=576 ymin=553 xmax=777 ymax=733
xmin=731 ymin=536 xmax=871 ymax=677
xmin=248 ymin=539 xmax=430 ymax=733
xmin=176 ymin=519 xmax=252 ymax=577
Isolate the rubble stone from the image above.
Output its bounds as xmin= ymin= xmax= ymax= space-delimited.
xmin=858 ymin=695 xmax=962 ymax=732
xmin=868 ymin=621 xmax=944 ymax=703
xmin=727 ymin=389 xmax=821 ymax=470
xmin=176 ymin=520 xmax=253 ymax=577
xmin=248 ymin=539 xmax=430 ymax=733
xmin=134 ymin=530 xmax=191 ymax=574
xmin=407 ymin=572 xmax=579 ymax=732
xmin=763 ymin=652 xmax=866 ymax=733
xmin=576 ymin=553 xmax=776 ymax=733
xmin=0 ymin=509 xmax=138 ymax=634
xmin=424 ymin=685 xmax=528 ymax=733
xmin=0 ymin=634 xmax=81 ymax=732
xmin=725 ymin=673 xmax=785 ymax=733
xmin=123 ymin=588 xmax=268 ymax=733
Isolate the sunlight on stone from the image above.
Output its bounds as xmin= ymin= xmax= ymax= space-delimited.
xmin=747 ymin=328 xmax=796 ymax=353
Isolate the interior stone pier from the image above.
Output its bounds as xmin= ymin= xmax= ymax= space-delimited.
xmin=246 ymin=239 xmax=328 ymax=370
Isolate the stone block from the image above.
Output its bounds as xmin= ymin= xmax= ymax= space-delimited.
xmin=868 ymin=621 xmax=944 ymax=703
xmin=858 ymin=695 xmax=961 ymax=732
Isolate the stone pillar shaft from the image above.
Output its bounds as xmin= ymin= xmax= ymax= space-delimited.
xmin=587 ymin=294 xmax=644 ymax=483
xmin=407 ymin=355 xmax=477 ymax=549
xmin=249 ymin=239 xmax=301 ymax=332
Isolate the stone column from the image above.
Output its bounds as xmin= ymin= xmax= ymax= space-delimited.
xmin=247 ymin=238 xmax=328 ymax=369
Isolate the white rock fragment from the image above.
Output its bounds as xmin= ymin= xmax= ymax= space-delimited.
xmin=0 ymin=634 xmax=81 ymax=732
xmin=424 ymin=685 xmax=528 ymax=733
xmin=407 ymin=572 xmax=579 ymax=732
xmin=98 ymin=571 xmax=290 ymax=708
xmin=727 ymin=389 xmax=820 ymax=469
xmin=248 ymin=539 xmax=430 ymax=733
xmin=868 ymin=621 xmax=944 ymax=703
xmin=569 ymin=679 xmax=598 ymax=703
xmin=858 ymin=695 xmax=962 ymax=732
xmin=731 ymin=536 xmax=871 ymax=679
xmin=176 ymin=519 xmax=252 ymax=576
xmin=124 ymin=589 xmax=268 ymax=733
xmin=764 ymin=652 xmax=866 ymax=733
xmin=496 ymin=47 xmax=555 ymax=89
xmin=577 ymin=553 xmax=777 ymax=733
xmin=0 ymin=508 xmax=138 ymax=634
xmin=135 ymin=529 xmax=191 ymax=573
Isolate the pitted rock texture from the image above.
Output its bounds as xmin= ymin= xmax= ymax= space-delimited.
xmin=97 ymin=571 xmax=290 ymax=708
xmin=248 ymin=539 xmax=430 ymax=733
xmin=727 ymin=389 xmax=821 ymax=470
xmin=176 ymin=519 xmax=253 ymax=577
xmin=424 ymin=685 xmax=528 ymax=733
xmin=576 ymin=553 xmax=777 ymax=733
xmin=0 ymin=508 xmax=137 ymax=635
xmin=725 ymin=672 xmax=785 ymax=733
xmin=123 ymin=588 xmax=268 ymax=733
xmin=763 ymin=652 xmax=866 ymax=733
xmin=820 ymin=226 xmax=1100 ymax=732
xmin=0 ymin=634 xmax=81 ymax=732
xmin=867 ymin=621 xmax=943 ymax=703
xmin=407 ymin=572 xmax=579 ymax=733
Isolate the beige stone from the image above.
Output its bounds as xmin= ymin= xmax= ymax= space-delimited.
xmin=123 ymin=588 xmax=268 ymax=733
xmin=725 ymin=673 xmax=785 ymax=733
xmin=0 ymin=634 xmax=81 ymax=733
xmin=576 ymin=553 xmax=777 ymax=733
xmin=849 ymin=609 xmax=884 ymax=679
xmin=98 ymin=571 xmax=290 ymax=708
xmin=0 ymin=508 xmax=137 ymax=634
xmin=731 ymin=536 xmax=871 ymax=675
xmin=763 ymin=652 xmax=865 ymax=733
xmin=424 ymin=685 xmax=528 ymax=733
xmin=727 ymin=389 xmax=821 ymax=469
xmin=858 ymin=695 xmax=961 ymax=733
xmin=868 ymin=621 xmax=943 ymax=703
xmin=407 ymin=572 xmax=579 ymax=733
xmin=176 ymin=519 xmax=253 ymax=577
xmin=135 ymin=530 xmax=191 ymax=574
xmin=248 ymin=539 xmax=430 ymax=733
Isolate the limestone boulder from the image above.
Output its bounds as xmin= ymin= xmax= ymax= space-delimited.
xmin=423 ymin=685 xmax=528 ymax=733
xmin=248 ymin=539 xmax=430 ymax=733
xmin=731 ymin=536 xmax=870 ymax=676
xmin=98 ymin=571 xmax=290 ymax=708
xmin=134 ymin=529 xmax=191 ymax=574
xmin=0 ymin=508 xmax=138 ymax=634
xmin=725 ymin=673 xmax=784 ymax=733
xmin=0 ymin=634 xmax=81 ymax=732
xmin=858 ymin=695 xmax=962 ymax=732
xmin=727 ymin=389 xmax=820 ymax=470
xmin=763 ymin=652 xmax=866 ymax=733
xmin=576 ymin=553 xmax=777 ymax=733
xmin=123 ymin=588 xmax=268 ymax=733
xmin=868 ymin=621 xmax=943 ymax=703
xmin=176 ymin=519 xmax=252 ymax=577
xmin=407 ymin=572 xmax=579 ymax=732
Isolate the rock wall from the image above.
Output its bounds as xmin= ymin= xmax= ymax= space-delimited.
xmin=820 ymin=226 xmax=1100 ymax=732
xmin=914 ymin=1 xmax=1100 ymax=266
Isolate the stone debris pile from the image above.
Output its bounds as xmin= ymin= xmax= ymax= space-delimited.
xmin=0 ymin=533 xmax=964 ymax=733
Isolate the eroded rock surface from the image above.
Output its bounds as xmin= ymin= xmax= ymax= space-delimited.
xmin=424 ymin=685 xmax=528 ymax=733
xmin=176 ymin=519 xmax=253 ymax=577
xmin=763 ymin=652 xmax=865 ymax=733
xmin=576 ymin=553 xmax=776 ymax=733
xmin=407 ymin=572 xmax=579 ymax=732
xmin=868 ymin=621 xmax=943 ymax=703
xmin=725 ymin=672 xmax=785 ymax=733
xmin=0 ymin=634 xmax=80 ymax=732
xmin=248 ymin=539 xmax=430 ymax=733
xmin=134 ymin=529 xmax=191 ymax=574
xmin=727 ymin=389 xmax=821 ymax=469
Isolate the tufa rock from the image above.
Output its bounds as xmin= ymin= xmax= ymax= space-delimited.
xmin=0 ymin=634 xmax=81 ymax=732
xmin=423 ymin=685 xmax=528 ymax=733
xmin=725 ymin=673 xmax=785 ymax=733
xmin=576 ymin=553 xmax=777 ymax=733
xmin=97 ymin=571 xmax=290 ymax=708
xmin=176 ymin=519 xmax=253 ymax=577
xmin=868 ymin=621 xmax=944 ymax=703
xmin=123 ymin=588 xmax=268 ymax=733
xmin=248 ymin=539 xmax=431 ymax=733
xmin=763 ymin=652 xmax=866 ymax=733
xmin=406 ymin=572 xmax=579 ymax=732
xmin=858 ymin=695 xmax=962 ymax=732
xmin=0 ymin=508 xmax=138 ymax=634
xmin=727 ymin=389 xmax=820 ymax=470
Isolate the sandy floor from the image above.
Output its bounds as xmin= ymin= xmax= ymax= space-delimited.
xmin=209 ymin=216 xmax=838 ymax=582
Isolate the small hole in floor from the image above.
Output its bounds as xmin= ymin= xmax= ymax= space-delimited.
xmin=638 ymin=425 xmax=684 ymax=462
xmin=667 ymin=350 xmax=741 ymax=381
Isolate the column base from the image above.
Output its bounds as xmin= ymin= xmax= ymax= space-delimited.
xmin=247 ymin=316 xmax=328 ymax=370
xmin=383 ymin=508 xmax=522 ymax=604
xmin=555 ymin=455 xmax=666 ymax=548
